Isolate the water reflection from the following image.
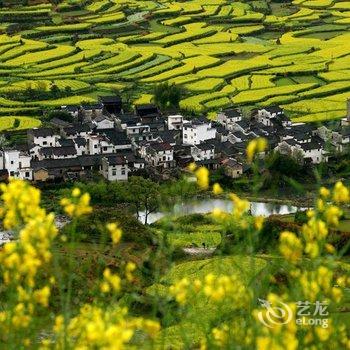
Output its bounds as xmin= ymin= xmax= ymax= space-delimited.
xmin=139 ymin=199 xmax=305 ymax=224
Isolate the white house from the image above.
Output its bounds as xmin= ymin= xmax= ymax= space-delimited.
xmin=183 ymin=118 xmax=216 ymax=145
xmin=126 ymin=124 xmax=150 ymax=136
xmin=167 ymin=115 xmax=183 ymax=130
xmin=217 ymin=108 xmax=242 ymax=129
xmin=190 ymin=143 xmax=215 ymax=161
xmin=143 ymin=142 xmax=174 ymax=168
xmin=255 ymin=106 xmax=292 ymax=127
xmin=38 ymin=146 xmax=77 ymax=160
xmin=101 ymin=155 xmax=128 ymax=181
xmin=92 ymin=115 xmax=115 ymax=130
xmin=74 ymin=137 xmax=87 ymax=156
xmin=86 ymin=134 xmax=115 ymax=155
xmin=28 ymin=128 xmax=58 ymax=147
xmin=275 ymin=139 xmax=328 ymax=164
xmin=2 ymin=149 xmax=33 ymax=180
xmin=301 ymin=142 xmax=328 ymax=164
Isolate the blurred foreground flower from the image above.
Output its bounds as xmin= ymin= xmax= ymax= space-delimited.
xmin=246 ymin=137 xmax=267 ymax=163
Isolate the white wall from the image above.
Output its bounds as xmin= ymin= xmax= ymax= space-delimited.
xmin=183 ymin=123 xmax=216 ymax=145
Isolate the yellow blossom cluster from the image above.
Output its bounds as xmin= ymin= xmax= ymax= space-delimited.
xmin=210 ymin=319 xmax=253 ymax=348
xmin=202 ymin=273 xmax=250 ymax=303
xmin=0 ymin=179 xmax=44 ymax=229
xmin=332 ymin=181 xmax=349 ymax=203
xmin=125 ymin=261 xmax=136 ymax=282
xmin=169 ymin=273 xmax=250 ymax=306
xmin=279 ymin=231 xmax=303 ymax=263
xmin=106 ymin=222 xmax=122 ymax=244
xmin=187 ymin=163 xmax=211 ymax=190
xmin=246 ymin=137 xmax=268 ymax=163
xmin=229 ymin=193 xmax=250 ymax=219
xmin=60 ymin=187 xmax=92 ymax=218
xmin=298 ymin=265 xmax=341 ymax=302
xmin=195 ymin=166 xmax=209 ymax=190
xmin=169 ymin=277 xmax=190 ymax=305
xmin=0 ymin=179 xmax=57 ymax=339
xmin=213 ymin=183 xmax=223 ymax=195
xmin=100 ymin=268 xmax=121 ymax=293
xmin=53 ymin=304 xmax=160 ymax=349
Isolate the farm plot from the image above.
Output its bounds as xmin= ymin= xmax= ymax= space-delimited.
xmin=0 ymin=0 xmax=350 ymax=123
xmin=0 ymin=116 xmax=41 ymax=131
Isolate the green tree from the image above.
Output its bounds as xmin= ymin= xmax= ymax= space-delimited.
xmin=153 ymin=82 xmax=183 ymax=111
xmin=125 ymin=177 xmax=160 ymax=225
xmin=50 ymin=84 xmax=60 ymax=98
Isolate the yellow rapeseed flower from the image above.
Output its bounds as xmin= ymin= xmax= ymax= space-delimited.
xmin=187 ymin=162 xmax=197 ymax=172
xmin=195 ymin=167 xmax=209 ymax=190
xmin=106 ymin=223 xmax=122 ymax=244
xmin=212 ymin=183 xmax=223 ymax=195
xmin=279 ymin=231 xmax=303 ymax=263
xmin=33 ymin=286 xmax=50 ymax=307
xmin=246 ymin=138 xmax=267 ymax=163
xmin=125 ymin=261 xmax=136 ymax=282
xmin=333 ymin=181 xmax=349 ymax=203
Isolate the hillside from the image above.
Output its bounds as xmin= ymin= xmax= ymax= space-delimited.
xmin=0 ymin=0 xmax=350 ymax=130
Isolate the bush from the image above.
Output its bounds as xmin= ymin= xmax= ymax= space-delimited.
xmin=63 ymin=207 xmax=156 ymax=247
xmin=294 ymin=210 xmax=308 ymax=224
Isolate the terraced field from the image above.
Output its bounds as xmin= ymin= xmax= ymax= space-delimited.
xmin=1 ymin=0 xmax=350 ymax=125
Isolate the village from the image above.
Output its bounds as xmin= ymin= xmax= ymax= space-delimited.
xmin=0 ymin=95 xmax=349 ymax=183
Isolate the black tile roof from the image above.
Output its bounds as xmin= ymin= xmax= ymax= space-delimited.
xmin=149 ymin=142 xmax=173 ymax=152
xmin=104 ymin=155 xmax=127 ymax=166
xmin=62 ymin=105 xmax=79 ymax=112
xmin=57 ymin=139 xmax=75 ymax=147
xmin=263 ymin=106 xmax=283 ymax=114
xmin=32 ymin=154 xmax=103 ymax=170
xmin=135 ymin=104 xmax=159 ymax=117
xmin=28 ymin=128 xmax=56 ymax=138
xmin=97 ymin=129 xmax=131 ymax=146
xmin=75 ymin=137 xmax=87 ymax=147
xmin=63 ymin=124 xmax=91 ymax=136
xmin=81 ymin=103 xmax=103 ymax=110
xmin=222 ymin=108 xmax=242 ymax=118
xmin=40 ymin=146 xmax=77 ymax=157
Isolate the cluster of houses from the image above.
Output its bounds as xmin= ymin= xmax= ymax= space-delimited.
xmin=0 ymin=95 xmax=349 ymax=183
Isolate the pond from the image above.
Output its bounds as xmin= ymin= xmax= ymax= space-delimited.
xmin=138 ymin=198 xmax=306 ymax=224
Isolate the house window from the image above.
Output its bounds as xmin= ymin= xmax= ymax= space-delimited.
xmin=10 ymin=171 xmax=14 ymax=176
xmin=10 ymin=161 xmax=14 ymax=165
xmin=112 ymin=170 xmax=116 ymax=176
xmin=94 ymin=145 xmax=98 ymax=148
xmin=121 ymin=170 xmax=125 ymax=175
xmin=25 ymin=172 xmax=30 ymax=178
xmin=43 ymin=141 xmax=47 ymax=145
